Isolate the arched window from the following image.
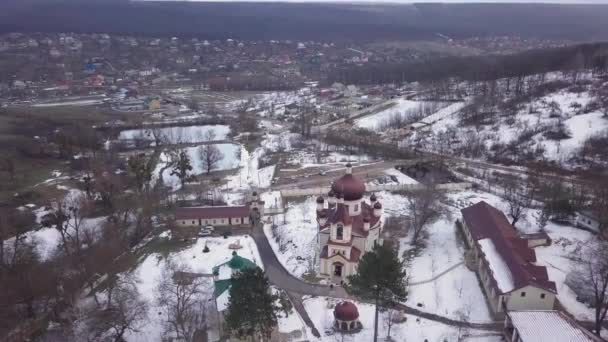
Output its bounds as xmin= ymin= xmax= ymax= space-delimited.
xmin=336 ymin=224 xmax=343 ymax=240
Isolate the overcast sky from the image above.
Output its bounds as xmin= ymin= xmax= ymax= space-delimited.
xmin=140 ymin=0 xmax=608 ymax=3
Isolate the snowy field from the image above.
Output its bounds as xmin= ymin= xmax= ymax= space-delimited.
xmin=405 ymin=88 xmax=608 ymax=167
xmin=153 ymin=143 xmax=241 ymax=190
xmin=124 ymin=235 xmax=264 ymax=342
xmin=11 ymin=187 xmax=107 ymax=261
xmin=356 ymin=99 xmax=447 ymax=130
xmin=118 ymin=125 xmax=230 ymax=145
xmin=535 ymin=223 xmax=596 ymax=321
xmin=302 ymin=296 xmax=502 ymax=342
xmin=537 ymin=111 xmax=608 ymax=162
xmin=263 ymin=195 xmax=318 ymax=278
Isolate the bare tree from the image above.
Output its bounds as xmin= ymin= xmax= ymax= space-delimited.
xmin=576 ymin=241 xmax=608 ymax=335
xmin=382 ymin=303 xmax=400 ymax=341
xmin=198 ymin=131 xmax=223 ymax=175
xmin=405 ymin=182 xmax=446 ymax=245
xmin=503 ymin=178 xmax=533 ymax=229
xmin=49 ymin=194 xmax=93 ymax=258
xmin=88 ymin=275 xmax=149 ymax=341
xmin=156 ymin=261 xmax=210 ymax=342
xmin=148 ymin=127 xmax=167 ymax=147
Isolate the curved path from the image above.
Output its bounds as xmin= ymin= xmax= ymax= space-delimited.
xmin=250 ymin=224 xmax=501 ymax=336
xmin=409 ymin=262 xmax=465 ymax=286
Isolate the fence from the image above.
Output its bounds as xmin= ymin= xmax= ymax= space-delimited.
xmin=280 ymin=182 xmax=472 ymax=198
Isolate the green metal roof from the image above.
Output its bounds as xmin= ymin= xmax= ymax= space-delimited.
xmin=213 ymin=251 xmax=259 ymax=297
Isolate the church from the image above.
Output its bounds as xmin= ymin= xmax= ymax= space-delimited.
xmin=316 ymin=163 xmax=383 ymax=284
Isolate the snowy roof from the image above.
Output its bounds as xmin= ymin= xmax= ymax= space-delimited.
xmin=478 ymin=238 xmax=515 ymax=292
xmin=216 ymin=288 xmax=231 ymax=312
xmin=508 ymin=311 xmax=603 ymax=342
xmin=462 ymin=201 xmax=556 ymax=294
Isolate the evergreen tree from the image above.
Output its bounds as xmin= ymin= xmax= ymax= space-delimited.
xmin=347 ymin=244 xmax=408 ymax=342
xmin=127 ymin=153 xmax=155 ymax=192
xmin=170 ymin=150 xmax=193 ymax=189
xmin=225 ymin=268 xmax=279 ymax=341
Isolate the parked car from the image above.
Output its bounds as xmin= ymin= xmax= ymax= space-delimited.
xmin=204 ymin=225 xmax=215 ymax=232
xmin=198 ymin=229 xmax=212 ymax=237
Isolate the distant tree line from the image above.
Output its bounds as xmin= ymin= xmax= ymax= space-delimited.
xmin=327 ymin=42 xmax=608 ymax=85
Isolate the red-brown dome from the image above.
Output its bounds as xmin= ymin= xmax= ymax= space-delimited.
xmin=334 ymin=301 xmax=359 ymax=321
xmin=331 ymin=174 xmax=365 ymax=201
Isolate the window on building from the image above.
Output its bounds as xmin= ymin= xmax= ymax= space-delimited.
xmin=192 ymin=220 xmax=195 ymax=224
xmin=521 ymin=292 xmax=526 ymax=297
xmin=540 ymin=293 xmax=546 ymax=299
xmin=213 ymin=219 xmax=216 ymax=224
xmin=354 ymin=204 xmax=359 ymax=212
xmin=336 ymin=225 xmax=343 ymax=240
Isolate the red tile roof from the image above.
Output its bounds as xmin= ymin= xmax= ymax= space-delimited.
xmin=319 ymin=245 xmax=362 ymax=262
xmin=461 ymin=201 xmax=556 ymax=294
xmin=176 ymin=205 xmax=250 ymax=220
xmin=317 ymin=202 xmax=380 ymax=238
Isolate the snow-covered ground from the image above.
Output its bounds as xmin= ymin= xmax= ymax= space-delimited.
xmin=405 ymin=88 xmax=608 ymax=168
xmin=118 ymin=125 xmax=230 ymax=145
xmin=153 ymin=143 xmax=241 ymax=190
xmin=8 ymin=187 xmax=107 ymax=261
xmin=125 ymin=235 xmax=264 ymax=342
xmin=535 ymin=223 xmax=596 ymax=321
xmin=537 ymin=111 xmax=608 ymax=162
xmin=302 ymin=296 xmax=502 ymax=342
xmin=356 ymin=99 xmax=447 ymax=130
xmin=263 ymin=195 xmax=318 ymax=278
xmin=381 ymin=168 xmax=419 ymax=185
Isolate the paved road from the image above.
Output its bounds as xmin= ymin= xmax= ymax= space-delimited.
xmin=271 ymin=161 xmax=400 ymax=191
xmin=250 ymin=223 xmax=348 ymax=298
xmin=250 ymin=224 xmax=502 ymax=336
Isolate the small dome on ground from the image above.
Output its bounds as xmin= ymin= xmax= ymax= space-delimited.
xmin=334 ymin=301 xmax=359 ymax=321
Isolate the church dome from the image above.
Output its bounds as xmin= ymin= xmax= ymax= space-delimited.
xmin=331 ymin=174 xmax=365 ymax=201
xmin=374 ymin=202 xmax=382 ymax=209
xmin=316 ymin=196 xmax=325 ymax=203
xmin=334 ymin=301 xmax=359 ymax=321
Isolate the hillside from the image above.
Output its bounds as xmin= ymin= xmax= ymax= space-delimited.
xmin=400 ymin=72 xmax=608 ymax=172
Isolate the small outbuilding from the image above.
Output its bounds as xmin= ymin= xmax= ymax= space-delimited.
xmin=334 ymin=301 xmax=362 ymax=332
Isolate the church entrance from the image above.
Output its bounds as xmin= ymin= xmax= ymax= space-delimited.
xmin=332 ymin=262 xmax=344 ymax=284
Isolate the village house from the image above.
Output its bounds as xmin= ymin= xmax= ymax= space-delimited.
xmin=504 ymin=311 xmax=602 ymax=342
xmin=460 ymin=201 xmax=557 ymax=317
xmin=316 ymin=164 xmax=383 ymax=284
xmin=575 ymin=210 xmax=601 ymax=233
xmin=173 ymin=192 xmax=264 ymax=238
